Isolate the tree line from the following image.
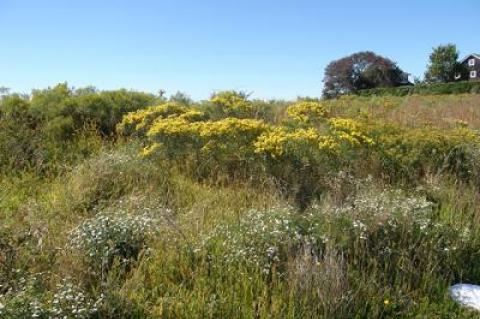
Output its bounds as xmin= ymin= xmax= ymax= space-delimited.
xmin=323 ymin=44 xmax=469 ymax=98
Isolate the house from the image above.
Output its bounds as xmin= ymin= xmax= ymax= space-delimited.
xmin=457 ymin=54 xmax=480 ymax=81
xmin=399 ymin=72 xmax=414 ymax=86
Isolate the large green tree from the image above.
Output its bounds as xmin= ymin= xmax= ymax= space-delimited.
xmin=424 ymin=44 xmax=467 ymax=83
xmin=323 ymin=51 xmax=408 ymax=98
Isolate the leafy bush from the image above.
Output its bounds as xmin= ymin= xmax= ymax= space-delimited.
xmin=372 ymin=125 xmax=480 ymax=181
xmin=355 ymin=81 xmax=480 ymax=97
xmin=120 ymin=102 xmax=269 ymax=179
xmin=0 ymin=276 xmax=101 ymax=319
xmin=0 ymin=95 xmax=45 ymax=171
xmin=69 ymin=212 xmax=160 ymax=275
xmin=30 ymin=83 xmax=158 ymax=137
xmin=117 ymin=102 xmax=199 ymax=137
xmin=59 ymin=148 xmax=167 ymax=212
xmin=199 ymin=207 xmax=300 ymax=272
xmin=254 ymin=119 xmax=373 ymax=209
xmin=0 ymin=84 xmax=159 ymax=174
xmin=285 ymin=100 xmax=327 ymax=125
xmin=207 ymin=90 xmax=253 ymax=119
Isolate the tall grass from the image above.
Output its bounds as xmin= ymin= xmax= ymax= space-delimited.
xmin=327 ymin=94 xmax=480 ymax=129
xmin=3 ymin=92 xmax=480 ymax=318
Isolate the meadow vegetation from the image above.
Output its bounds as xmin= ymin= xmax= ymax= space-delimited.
xmin=1 ymin=84 xmax=480 ymax=318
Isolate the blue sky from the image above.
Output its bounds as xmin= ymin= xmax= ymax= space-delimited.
xmin=1 ymin=0 xmax=479 ymax=100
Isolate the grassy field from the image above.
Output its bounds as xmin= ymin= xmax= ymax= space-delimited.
xmin=1 ymin=89 xmax=480 ymax=318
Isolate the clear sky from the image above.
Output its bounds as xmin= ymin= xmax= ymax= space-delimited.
xmin=1 ymin=0 xmax=479 ymax=100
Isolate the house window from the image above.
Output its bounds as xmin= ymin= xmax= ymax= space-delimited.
xmin=470 ymin=71 xmax=477 ymax=78
xmin=469 ymin=59 xmax=475 ymax=66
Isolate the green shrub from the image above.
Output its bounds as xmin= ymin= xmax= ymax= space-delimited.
xmin=371 ymin=125 xmax=480 ymax=181
xmin=58 ymin=148 xmax=165 ymax=213
xmin=30 ymin=83 xmax=158 ymax=137
xmin=69 ymin=212 xmax=160 ymax=276
xmin=199 ymin=207 xmax=300 ymax=272
xmin=0 ymin=85 xmax=159 ymax=174
xmin=355 ymin=81 xmax=480 ymax=97
xmin=206 ymin=90 xmax=254 ymax=119
xmin=0 ymin=276 xmax=102 ymax=319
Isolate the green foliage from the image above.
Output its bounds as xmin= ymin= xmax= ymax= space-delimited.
xmin=4 ymin=86 xmax=480 ymax=317
xmin=355 ymin=81 xmax=480 ymax=97
xmin=0 ymin=276 xmax=102 ymax=319
xmin=169 ymin=91 xmax=193 ymax=106
xmin=58 ymin=147 xmax=168 ymax=213
xmin=126 ymin=184 xmax=480 ymax=318
xmin=369 ymin=124 xmax=480 ymax=181
xmin=121 ymin=94 xmax=480 ymax=209
xmin=30 ymin=83 xmax=159 ymax=137
xmin=0 ymin=84 xmax=158 ymax=173
xmin=425 ymin=44 xmax=467 ymax=83
xmin=0 ymin=95 xmax=44 ymax=171
xmin=69 ymin=212 xmax=160 ymax=276
xmin=121 ymin=99 xmax=379 ymax=208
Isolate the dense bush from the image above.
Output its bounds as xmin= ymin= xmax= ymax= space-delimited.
xmin=29 ymin=83 xmax=159 ymax=137
xmin=199 ymin=206 xmax=300 ymax=272
xmin=120 ymin=94 xmax=480 ymax=208
xmin=120 ymin=96 xmax=379 ymax=208
xmin=0 ymin=84 xmax=159 ymax=173
xmin=58 ymin=147 xmax=168 ymax=213
xmin=207 ymin=90 xmax=254 ymax=119
xmin=69 ymin=212 xmax=160 ymax=276
xmin=355 ymin=81 xmax=480 ymax=97
xmin=0 ymin=95 xmax=45 ymax=171
xmin=284 ymin=100 xmax=328 ymax=126
xmin=118 ymin=96 xmax=271 ymax=180
xmin=378 ymin=127 xmax=479 ymax=180
xmin=0 ymin=276 xmax=102 ymax=319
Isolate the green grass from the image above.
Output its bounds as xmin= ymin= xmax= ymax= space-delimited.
xmin=2 ymin=156 xmax=480 ymax=318
xmin=3 ymin=92 xmax=480 ymax=318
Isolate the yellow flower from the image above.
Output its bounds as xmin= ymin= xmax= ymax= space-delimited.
xmin=286 ymin=101 xmax=327 ymax=123
xmin=210 ymin=91 xmax=253 ymax=114
xmin=254 ymin=127 xmax=339 ymax=158
xmin=328 ymin=118 xmax=374 ymax=147
xmin=117 ymin=102 xmax=191 ymax=136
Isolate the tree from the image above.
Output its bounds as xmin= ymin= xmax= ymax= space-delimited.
xmin=323 ymin=51 xmax=408 ymax=98
xmin=424 ymin=44 xmax=467 ymax=83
